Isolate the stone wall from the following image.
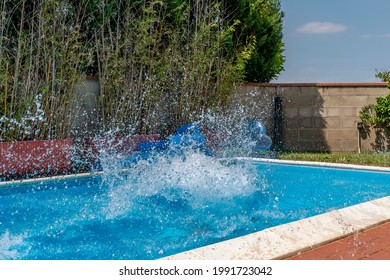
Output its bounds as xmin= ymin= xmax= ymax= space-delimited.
xmin=69 ymin=79 xmax=389 ymax=153
xmin=236 ymin=82 xmax=389 ymax=152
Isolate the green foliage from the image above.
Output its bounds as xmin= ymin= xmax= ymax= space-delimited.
xmin=277 ymin=151 xmax=390 ymax=167
xmin=376 ymin=70 xmax=390 ymax=83
xmin=0 ymin=0 xmax=91 ymax=141
xmin=0 ymin=0 xmax=286 ymax=140
xmin=92 ymin=0 xmax=250 ymax=134
xmin=360 ymin=93 xmax=390 ymax=128
xmin=360 ymin=70 xmax=390 ymax=128
xmin=223 ymin=0 xmax=285 ymax=82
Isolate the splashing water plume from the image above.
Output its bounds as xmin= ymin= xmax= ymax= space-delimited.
xmin=0 ymin=231 xmax=30 ymax=260
xmin=1 ymin=131 xmax=389 ymax=260
xmin=0 ymin=112 xmax=276 ymax=259
xmin=103 ymin=150 xmax=263 ymax=219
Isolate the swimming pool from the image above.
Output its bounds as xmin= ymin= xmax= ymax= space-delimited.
xmin=1 ymin=156 xmax=389 ymax=260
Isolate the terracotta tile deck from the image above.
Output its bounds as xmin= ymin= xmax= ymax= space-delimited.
xmin=287 ymin=221 xmax=390 ymax=260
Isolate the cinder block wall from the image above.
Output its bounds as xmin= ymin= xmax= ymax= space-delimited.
xmin=236 ymin=83 xmax=389 ymax=152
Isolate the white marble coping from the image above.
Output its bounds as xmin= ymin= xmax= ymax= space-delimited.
xmin=220 ymin=157 xmax=390 ymax=173
xmin=0 ymin=167 xmax=142 ymax=187
xmin=162 ymin=196 xmax=390 ymax=260
xmin=0 ymin=171 xmax=104 ymax=188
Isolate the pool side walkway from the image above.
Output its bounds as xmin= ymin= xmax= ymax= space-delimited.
xmin=287 ymin=221 xmax=390 ymax=260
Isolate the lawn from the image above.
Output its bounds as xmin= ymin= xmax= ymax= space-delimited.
xmin=276 ymin=152 xmax=390 ymax=167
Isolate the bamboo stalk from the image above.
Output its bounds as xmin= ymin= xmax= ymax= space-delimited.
xmin=11 ymin=0 xmax=26 ymax=115
xmin=0 ymin=0 xmax=6 ymax=67
xmin=4 ymin=62 xmax=8 ymax=116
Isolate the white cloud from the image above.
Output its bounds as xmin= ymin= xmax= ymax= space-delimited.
xmin=361 ymin=33 xmax=390 ymax=39
xmin=297 ymin=22 xmax=348 ymax=34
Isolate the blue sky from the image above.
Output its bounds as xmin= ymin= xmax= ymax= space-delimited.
xmin=274 ymin=0 xmax=390 ymax=82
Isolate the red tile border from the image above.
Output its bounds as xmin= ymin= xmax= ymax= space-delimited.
xmin=288 ymin=221 xmax=390 ymax=260
xmin=0 ymin=139 xmax=73 ymax=177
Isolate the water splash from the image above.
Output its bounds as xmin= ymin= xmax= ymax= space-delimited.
xmin=0 ymin=231 xmax=30 ymax=260
xmin=102 ymin=150 xmax=264 ymax=219
xmin=91 ymin=121 xmax=271 ymax=225
xmin=0 ymin=94 xmax=46 ymax=141
xmin=200 ymin=98 xmax=274 ymax=157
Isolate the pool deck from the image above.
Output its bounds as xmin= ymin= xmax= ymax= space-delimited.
xmin=287 ymin=220 xmax=390 ymax=260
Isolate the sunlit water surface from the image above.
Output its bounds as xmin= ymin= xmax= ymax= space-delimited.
xmin=1 ymin=154 xmax=389 ymax=259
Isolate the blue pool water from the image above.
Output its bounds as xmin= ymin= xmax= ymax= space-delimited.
xmin=0 ymin=156 xmax=389 ymax=260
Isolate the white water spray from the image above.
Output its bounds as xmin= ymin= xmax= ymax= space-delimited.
xmin=0 ymin=231 xmax=30 ymax=260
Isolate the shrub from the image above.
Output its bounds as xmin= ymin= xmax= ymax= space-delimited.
xmin=0 ymin=0 xmax=285 ymax=140
xmin=360 ymin=70 xmax=390 ymax=128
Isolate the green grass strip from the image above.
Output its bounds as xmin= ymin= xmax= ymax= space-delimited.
xmin=276 ymin=152 xmax=390 ymax=167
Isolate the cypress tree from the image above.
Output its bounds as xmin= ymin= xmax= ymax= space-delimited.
xmin=223 ymin=0 xmax=285 ymax=82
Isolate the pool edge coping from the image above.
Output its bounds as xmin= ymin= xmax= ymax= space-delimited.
xmin=222 ymin=157 xmax=390 ymax=172
xmin=0 ymin=171 xmax=104 ymax=187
